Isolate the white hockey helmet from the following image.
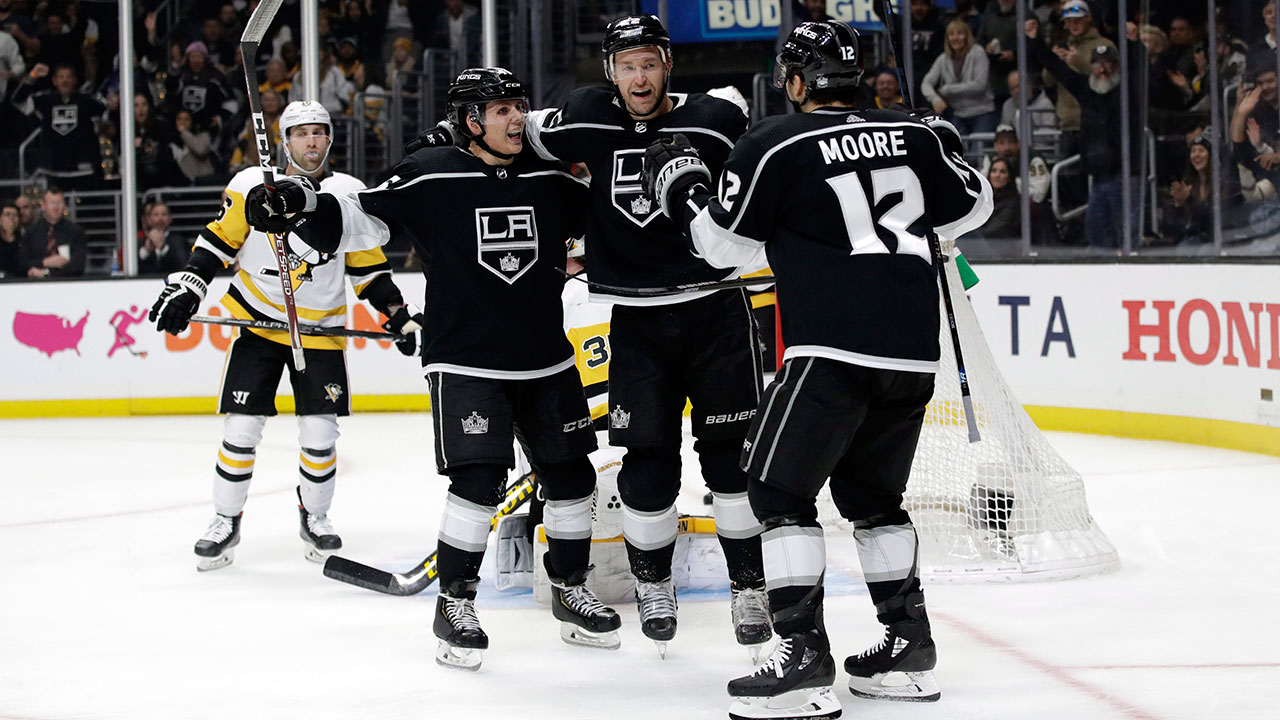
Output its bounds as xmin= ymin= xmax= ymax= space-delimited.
xmin=279 ymin=100 xmax=333 ymax=173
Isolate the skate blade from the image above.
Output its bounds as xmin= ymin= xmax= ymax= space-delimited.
xmin=435 ymin=640 xmax=483 ymax=672
xmin=560 ymin=623 xmax=621 ymax=650
xmin=728 ymin=687 xmax=842 ymax=720
xmin=745 ymin=640 xmax=771 ymax=664
xmin=651 ymin=640 xmax=669 ymax=659
xmin=304 ymin=545 xmax=335 ymax=564
xmin=196 ymin=550 xmax=234 ymax=572
xmin=847 ymin=670 xmax=940 ymax=702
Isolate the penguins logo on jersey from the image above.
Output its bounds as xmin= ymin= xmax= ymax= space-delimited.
xmin=475 ymin=206 xmax=538 ymax=284
xmin=611 ymin=149 xmax=661 ymax=227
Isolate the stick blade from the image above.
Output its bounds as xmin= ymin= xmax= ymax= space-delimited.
xmin=322 ymin=554 xmax=434 ymax=596
xmin=241 ymin=0 xmax=285 ymax=43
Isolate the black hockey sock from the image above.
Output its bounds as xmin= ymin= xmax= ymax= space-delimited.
xmin=769 ymin=581 xmax=826 ymax=637
xmin=546 ymin=537 xmax=591 ymax=581
xmin=435 ymin=541 xmax=486 ymax=591
xmin=624 ymin=540 xmax=676 ymax=583
xmin=719 ymin=535 xmax=764 ymax=588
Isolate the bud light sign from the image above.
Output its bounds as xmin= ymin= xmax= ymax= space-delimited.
xmin=639 ymin=1 xmax=936 ymax=44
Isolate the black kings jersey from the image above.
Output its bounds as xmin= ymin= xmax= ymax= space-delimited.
xmin=328 ymin=147 xmax=587 ymax=379
xmin=526 ymin=87 xmax=749 ymax=305
xmin=689 ymin=108 xmax=992 ymax=372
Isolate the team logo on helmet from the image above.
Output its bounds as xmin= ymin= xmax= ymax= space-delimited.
xmin=475 ymin=206 xmax=538 ymax=284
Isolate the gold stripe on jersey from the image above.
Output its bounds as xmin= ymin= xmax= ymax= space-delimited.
xmin=589 ymin=401 xmax=608 ymax=422
xmin=750 ymin=291 xmax=776 ymax=309
xmin=344 ymin=249 xmax=393 ymax=294
xmin=235 ymin=270 xmax=348 ymax=322
xmin=197 ymin=227 xmax=240 ymax=263
xmin=222 ymin=288 xmax=346 ymax=351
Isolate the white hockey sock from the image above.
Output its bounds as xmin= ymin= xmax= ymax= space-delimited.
xmin=761 ymin=523 xmax=826 ymax=593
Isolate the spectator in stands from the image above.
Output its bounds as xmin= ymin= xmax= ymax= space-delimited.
xmin=902 ymin=0 xmax=948 ymax=98
xmin=62 ymin=1 xmax=99 ymax=89
xmin=1000 ymin=69 xmax=1056 ymax=135
xmin=318 ymin=46 xmax=353 ymax=116
xmin=922 ymin=19 xmax=998 ymax=137
xmin=14 ymin=190 xmax=36 ymax=232
xmin=1027 ymin=18 xmax=1144 ymax=249
xmin=1231 ymin=62 xmax=1280 ymax=197
xmin=133 ymin=92 xmax=182 ymax=191
xmin=34 ymin=7 xmax=88 ymax=83
xmin=218 ymin=2 xmax=244 ymax=43
xmin=1163 ymin=15 xmax=1200 ymax=80
xmin=1248 ymin=1 xmax=1277 ymax=75
xmin=0 ymin=0 xmax=40 ymax=60
xmin=433 ymin=0 xmax=481 ymax=72
xmin=171 ymin=108 xmax=221 ymax=185
xmin=333 ymin=36 xmax=363 ymax=84
xmin=0 ymin=202 xmax=22 ymax=278
xmin=280 ymin=41 xmax=301 ymax=78
xmin=21 ymin=186 xmax=85 ymax=278
xmin=199 ymin=16 xmax=236 ymax=75
xmin=979 ymin=0 xmax=1020 ymax=105
xmin=873 ymin=69 xmax=903 ymax=109
xmin=1158 ymin=132 xmax=1224 ymax=246
xmin=944 ymin=0 xmax=983 ymax=37
xmin=11 ymin=62 xmax=106 ymax=190
xmin=385 ymin=36 xmax=415 ymax=86
xmin=0 ymin=17 xmax=24 ymax=86
xmin=1042 ymin=0 xmax=1114 ymax=155
xmin=259 ymin=58 xmax=293 ymax=104
xmin=373 ymin=0 xmax=437 ymax=66
xmin=167 ymin=41 xmax=236 ymax=133
xmin=1139 ymin=24 xmax=1196 ymax=135
xmin=136 ymin=201 xmax=189 ymax=276
xmin=983 ymin=158 xmax=1021 ymax=238
xmin=334 ymin=0 xmax=379 ymax=62
xmin=1213 ymin=28 xmax=1249 ymax=90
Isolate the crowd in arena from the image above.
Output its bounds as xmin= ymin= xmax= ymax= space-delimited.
xmin=0 ymin=0 xmax=1277 ymax=280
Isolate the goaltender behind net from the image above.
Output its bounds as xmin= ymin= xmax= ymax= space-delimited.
xmin=642 ymin=20 xmax=992 ymax=720
xmin=148 ymin=101 xmax=424 ymax=572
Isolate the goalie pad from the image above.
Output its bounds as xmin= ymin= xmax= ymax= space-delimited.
xmin=493 ymin=513 xmax=533 ymax=591
xmin=531 ymin=516 xmax=728 ymax=605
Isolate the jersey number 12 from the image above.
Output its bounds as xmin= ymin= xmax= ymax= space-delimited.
xmin=826 ymin=167 xmax=930 ymax=263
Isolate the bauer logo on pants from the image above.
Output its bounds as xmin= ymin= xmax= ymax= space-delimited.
xmin=475 ymin=207 xmax=538 ymax=284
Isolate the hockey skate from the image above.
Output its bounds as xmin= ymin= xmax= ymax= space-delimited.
xmin=727 ymin=629 xmax=841 ymax=720
xmin=731 ymin=582 xmax=773 ymax=663
xmin=297 ymin=488 xmax=342 ymax=563
xmin=434 ymin=578 xmax=488 ymax=671
xmin=635 ymin=578 xmax=678 ymax=658
xmin=194 ymin=513 xmax=241 ymax=572
xmin=546 ymin=558 xmax=622 ymax=650
xmin=843 ymin=619 xmax=940 ymax=702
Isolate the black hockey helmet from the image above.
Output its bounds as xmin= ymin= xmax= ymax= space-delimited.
xmin=446 ymin=67 xmax=529 ymax=137
xmin=601 ymin=14 xmax=672 ymax=81
xmin=774 ymin=21 xmax=865 ymax=97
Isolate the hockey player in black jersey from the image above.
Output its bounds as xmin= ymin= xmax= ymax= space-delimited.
xmin=644 ymin=21 xmax=992 ymax=719
xmin=522 ymin=13 xmax=771 ymax=660
xmin=245 ymin=68 xmax=622 ymax=671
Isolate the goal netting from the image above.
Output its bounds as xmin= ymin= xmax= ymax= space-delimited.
xmin=816 ymin=255 xmax=1120 ymax=582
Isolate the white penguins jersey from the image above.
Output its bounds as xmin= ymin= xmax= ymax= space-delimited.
xmin=194 ymin=167 xmax=393 ymax=350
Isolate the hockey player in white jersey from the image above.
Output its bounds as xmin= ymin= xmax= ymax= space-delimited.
xmin=149 ymin=101 xmax=422 ymax=571
xmin=644 ymin=21 xmax=992 ymax=719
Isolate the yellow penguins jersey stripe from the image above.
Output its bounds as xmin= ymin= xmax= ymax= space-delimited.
xmin=234 ymin=270 xmax=348 ymax=322
xmin=218 ymin=450 xmax=255 ymax=469
xmin=750 ymin=291 xmax=776 ymax=309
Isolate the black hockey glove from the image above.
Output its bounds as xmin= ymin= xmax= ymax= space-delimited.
xmin=642 ymin=133 xmax=712 ymax=221
xmin=382 ymin=304 xmax=425 ymax=357
xmin=149 ymin=270 xmax=207 ymax=335
xmin=245 ymin=175 xmax=320 ymax=234
xmin=404 ymin=120 xmax=465 ymax=155
xmin=904 ymin=106 xmax=966 ymax=163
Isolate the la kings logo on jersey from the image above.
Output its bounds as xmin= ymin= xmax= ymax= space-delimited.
xmin=475 ymin=206 xmax=538 ymax=284
xmin=52 ymin=104 xmax=78 ymax=135
xmin=182 ymin=85 xmax=208 ymax=113
xmin=611 ymin=149 xmax=661 ymax=227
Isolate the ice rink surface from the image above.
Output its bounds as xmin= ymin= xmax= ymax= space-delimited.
xmin=2 ymin=413 xmax=1277 ymax=720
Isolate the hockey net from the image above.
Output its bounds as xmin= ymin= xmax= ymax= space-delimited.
xmin=816 ymin=256 xmax=1120 ymax=582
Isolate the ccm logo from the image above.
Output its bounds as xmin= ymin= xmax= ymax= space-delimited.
xmin=562 ymin=417 xmax=592 ymax=432
xmin=705 ymin=410 xmax=756 ymax=424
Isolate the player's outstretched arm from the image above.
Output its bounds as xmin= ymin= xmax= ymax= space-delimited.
xmin=148 ymin=247 xmax=225 ymax=335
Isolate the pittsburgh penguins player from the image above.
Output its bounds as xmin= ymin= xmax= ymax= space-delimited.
xmin=245 ymin=69 xmax=622 ymax=671
xmin=522 ymin=13 xmax=770 ymax=660
xmin=148 ymin=101 xmax=422 ymax=571
xmin=643 ymin=22 xmax=992 ymax=719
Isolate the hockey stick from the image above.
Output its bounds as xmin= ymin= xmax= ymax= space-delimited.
xmin=241 ymin=0 xmax=307 ymax=372
xmin=322 ymin=472 xmax=538 ymax=596
xmin=191 ymin=315 xmax=398 ymax=340
xmin=559 ymin=268 xmax=775 ymax=298
xmin=878 ymin=0 xmax=980 ymax=442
